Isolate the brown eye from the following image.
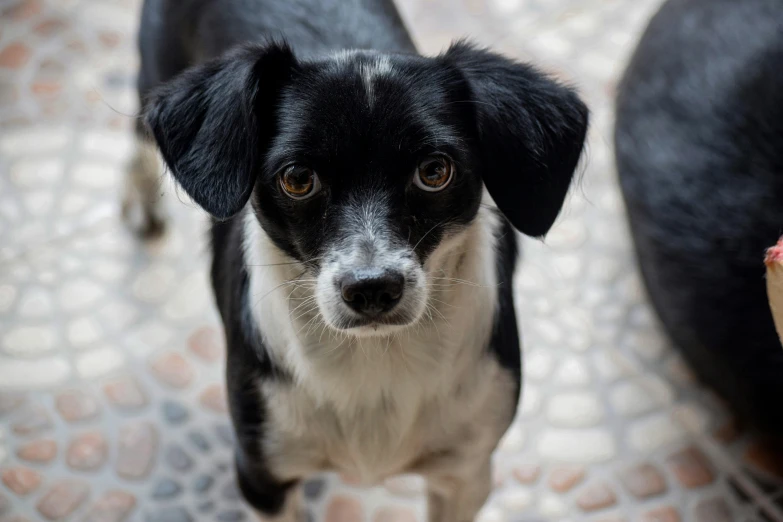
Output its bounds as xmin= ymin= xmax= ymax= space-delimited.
xmin=414 ymin=156 xmax=454 ymax=192
xmin=279 ymin=166 xmax=321 ymax=199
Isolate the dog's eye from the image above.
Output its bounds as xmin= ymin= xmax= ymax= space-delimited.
xmin=279 ymin=166 xmax=321 ymax=199
xmin=413 ymin=156 xmax=454 ymax=192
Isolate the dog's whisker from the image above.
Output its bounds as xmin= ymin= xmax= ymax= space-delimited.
xmin=429 ymin=277 xmax=495 ymax=288
xmin=412 ymin=218 xmax=450 ymax=252
xmin=293 ymin=305 xmax=320 ymax=323
xmin=289 ymin=296 xmax=318 ymax=317
xmin=429 ymin=297 xmax=459 ymax=309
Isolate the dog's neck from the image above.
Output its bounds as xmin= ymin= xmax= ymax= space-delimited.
xmin=242 ymin=205 xmax=501 ymax=412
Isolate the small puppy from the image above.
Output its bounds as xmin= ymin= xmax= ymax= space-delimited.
xmin=616 ymin=0 xmax=783 ymax=434
xmin=128 ymin=0 xmax=588 ymax=520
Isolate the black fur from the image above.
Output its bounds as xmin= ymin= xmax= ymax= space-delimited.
xmin=615 ymin=0 xmax=783 ymax=433
xmin=145 ymin=45 xmax=295 ymax=219
xmin=444 ymin=44 xmax=589 ymax=238
xmin=138 ymin=0 xmax=587 ymax=514
xmin=491 ymin=216 xmax=523 ymax=407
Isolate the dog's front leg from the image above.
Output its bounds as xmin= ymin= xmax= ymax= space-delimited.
xmin=236 ymin=452 xmax=304 ymax=522
xmin=251 ymin=490 xmax=304 ymax=522
xmin=427 ymin=458 xmax=492 ymax=522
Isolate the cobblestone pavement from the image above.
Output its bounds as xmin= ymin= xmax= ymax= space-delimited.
xmin=1 ymin=0 xmax=783 ymax=521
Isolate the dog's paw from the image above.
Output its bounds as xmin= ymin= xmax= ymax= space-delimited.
xmin=252 ymin=509 xmax=305 ymax=522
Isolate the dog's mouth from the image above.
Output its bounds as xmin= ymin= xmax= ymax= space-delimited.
xmin=332 ymin=314 xmax=417 ymax=338
xmin=338 ymin=313 xmax=415 ymax=330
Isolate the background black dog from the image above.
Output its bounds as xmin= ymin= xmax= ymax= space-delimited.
xmin=615 ymin=0 xmax=783 ymax=434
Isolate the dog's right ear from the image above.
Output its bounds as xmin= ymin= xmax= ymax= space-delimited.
xmin=145 ymin=43 xmax=296 ymax=219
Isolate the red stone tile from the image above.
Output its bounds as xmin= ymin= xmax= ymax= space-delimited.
xmin=325 ymin=496 xmax=364 ymax=522
xmin=1 ymin=467 xmax=42 ymax=496
xmin=373 ymin=507 xmax=417 ymax=522
xmin=98 ymin=31 xmax=121 ymax=49
xmin=34 ymin=18 xmax=68 ymax=37
xmin=640 ymin=507 xmax=680 ymax=522
xmin=36 ymin=480 xmax=89 ymax=521
xmin=620 ymin=463 xmax=667 ymax=499
xmin=666 ymin=446 xmax=714 ymax=489
xmin=103 ymin=376 xmax=148 ymax=410
xmin=0 ymin=42 xmax=30 ymax=69
xmin=512 ymin=463 xmax=541 ymax=485
xmin=65 ymin=38 xmax=87 ymax=54
xmin=56 ymin=389 xmax=100 ymax=422
xmin=85 ymin=90 xmax=102 ymax=103
xmin=150 ymin=352 xmax=194 ymax=389
xmin=16 ymin=439 xmax=57 ymax=464
xmin=744 ymin=438 xmax=783 ymax=480
xmin=713 ymin=418 xmax=743 ymax=444
xmin=84 ymin=490 xmax=136 ymax=522
xmin=67 ymin=432 xmax=107 ymax=471
xmin=575 ymin=481 xmax=617 ymax=513
xmin=548 ymin=466 xmax=585 ymax=493
xmin=199 ymin=384 xmax=228 ymax=413
xmin=693 ymin=497 xmax=732 ymax=522
xmin=5 ymin=0 xmax=41 ymax=20
xmin=188 ymin=326 xmax=224 ymax=362
xmin=31 ymin=81 xmax=62 ymax=100
xmin=116 ymin=422 xmax=157 ymax=480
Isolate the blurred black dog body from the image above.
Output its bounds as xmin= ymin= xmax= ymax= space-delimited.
xmin=616 ymin=0 xmax=783 ymax=433
xmin=128 ymin=0 xmax=588 ymax=520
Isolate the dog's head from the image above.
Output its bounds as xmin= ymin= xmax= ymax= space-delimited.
xmin=146 ymin=41 xmax=588 ymax=336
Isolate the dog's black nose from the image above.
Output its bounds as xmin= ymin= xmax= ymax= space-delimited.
xmin=340 ymin=269 xmax=404 ymax=316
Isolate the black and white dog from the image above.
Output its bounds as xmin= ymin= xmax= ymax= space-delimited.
xmin=126 ymin=0 xmax=588 ymax=520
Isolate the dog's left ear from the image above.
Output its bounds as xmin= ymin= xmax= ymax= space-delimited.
xmin=444 ymin=42 xmax=589 ymax=238
xmin=144 ymin=43 xmax=296 ymax=219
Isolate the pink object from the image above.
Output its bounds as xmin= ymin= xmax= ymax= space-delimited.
xmin=765 ymin=236 xmax=783 ymax=348
xmin=765 ymin=237 xmax=783 ymax=266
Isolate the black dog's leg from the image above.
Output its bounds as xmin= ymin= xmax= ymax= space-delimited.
xmin=236 ymin=451 xmax=302 ymax=521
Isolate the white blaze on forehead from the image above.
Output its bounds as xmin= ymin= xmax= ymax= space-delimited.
xmin=329 ymin=51 xmax=394 ymax=107
xmin=360 ymin=56 xmax=393 ymax=107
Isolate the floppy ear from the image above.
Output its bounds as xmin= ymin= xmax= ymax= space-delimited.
xmin=444 ymin=42 xmax=589 ymax=238
xmin=144 ymin=43 xmax=296 ymax=219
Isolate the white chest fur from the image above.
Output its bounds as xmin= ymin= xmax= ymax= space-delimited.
xmin=242 ymin=205 xmax=517 ymax=485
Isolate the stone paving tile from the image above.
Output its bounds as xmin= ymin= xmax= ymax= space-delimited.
xmin=547 ymin=466 xmax=585 ymax=493
xmin=66 ymin=431 xmax=107 ymax=471
xmin=666 ymin=447 xmax=715 ymax=490
xmin=575 ymin=481 xmax=618 ymax=513
xmin=15 ymin=440 xmax=56 ymax=465
xmin=35 ymin=480 xmax=89 ymax=520
xmin=2 ymin=0 xmax=783 ymax=521
xmin=1 ymin=468 xmax=42 ymax=497
xmin=83 ymin=491 xmax=136 ymax=522
xmin=639 ymin=506 xmax=681 ymax=522
xmin=102 ymin=376 xmax=148 ymax=410
xmin=620 ymin=462 xmax=667 ymax=500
